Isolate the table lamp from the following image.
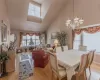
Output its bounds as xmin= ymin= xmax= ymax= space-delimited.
xmin=54 ymin=39 xmax=58 ymax=47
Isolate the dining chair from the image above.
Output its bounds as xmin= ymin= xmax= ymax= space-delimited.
xmin=87 ymin=50 xmax=95 ymax=76
xmin=78 ymin=45 xmax=87 ymax=51
xmin=63 ymin=46 xmax=68 ymax=51
xmin=49 ymin=52 xmax=67 ymax=80
xmin=71 ymin=54 xmax=88 ymax=80
xmin=56 ymin=47 xmax=62 ymax=53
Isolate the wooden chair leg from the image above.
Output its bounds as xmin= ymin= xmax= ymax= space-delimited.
xmin=89 ymin=66 xmax=91 ymax=76
xmin=51 ymin=71 xmax=53 ymax=80
xmin=84 ymin=71 xmax=87 ymax=80
xmin=76 ymin=75 xmax=79 ymax=80
xmin=76 ymin=73 xmax=80 ymax=80
xmin=58 ymin=77 xmax=61 ymax=80
xmin=57 ymin=77 xmax=59 ymax=80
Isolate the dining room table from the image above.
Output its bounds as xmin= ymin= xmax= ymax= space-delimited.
xmin=56 ymin=49 xmax=88 ymax=80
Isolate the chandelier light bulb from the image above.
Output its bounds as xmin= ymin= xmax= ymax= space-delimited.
xmin=65 ymin=0 xmax=84 ymax=29
xmin=79 ymin=19 xmax=84 ymax=24
xmin=74 ymin=17 xmax=79 ymax=21
xmin=66 ymin=23 xmax=69 ymax=26
xmin=66 ymin=17 xmax=84 ymax=29
xmin=67 ymin=19 xmax=71 ymax=23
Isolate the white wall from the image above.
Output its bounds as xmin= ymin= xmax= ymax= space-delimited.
xmin=41 ymin=0 xmax=53 ymax=19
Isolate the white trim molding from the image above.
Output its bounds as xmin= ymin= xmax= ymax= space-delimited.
xmin=80 ymin=24 xmax=100 ymax=28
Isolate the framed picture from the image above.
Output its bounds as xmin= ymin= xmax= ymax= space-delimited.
xmin=51 ymin=32 xmax=57 ymax=39
xmin=1 ymin=21 xmax=7 ymax=42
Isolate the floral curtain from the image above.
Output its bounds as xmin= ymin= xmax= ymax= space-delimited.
xmin=22 ymin=33 xmax=40 ymax=36
xmin=74 ymin=26 xmax=100 ymax=34
xmin=72 ymin=26 xmax=100 ymax=49
xmin=19 ymin=32 xmax=23 ymax=47
xmin=72 ymin=30 xmax=75 ymax=49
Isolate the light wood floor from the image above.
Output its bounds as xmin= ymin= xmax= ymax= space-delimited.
xmin=0 ymin=62 xmax=100 ymax=80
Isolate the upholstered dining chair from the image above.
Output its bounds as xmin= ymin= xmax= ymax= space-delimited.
xmin=56 ymin=46 xmax=68 ymax=53
xmin=87 ymin=50 xmax=95 ymax=76
xmin=49 ymin=52 xmax=67 ymax=80
xmin=71 ymin=54 xmax=89 ymax=80
xmin=78 ymin=45 xmax=87 ymax=51
xmin=63 ymin=46 xmax=68 ymax=51
xmin=56 ymin=47 xmax=62 ymax=53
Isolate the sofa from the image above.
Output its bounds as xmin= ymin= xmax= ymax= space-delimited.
xmin=32 ymin=50 xmax=49 ymax=68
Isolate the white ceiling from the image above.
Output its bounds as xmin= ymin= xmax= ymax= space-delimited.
xmin=7 ymin=0 xmax=68 ymax=32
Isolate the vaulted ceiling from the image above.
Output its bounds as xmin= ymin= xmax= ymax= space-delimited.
xmin=7 ymin=0 xmax=68 ymax=32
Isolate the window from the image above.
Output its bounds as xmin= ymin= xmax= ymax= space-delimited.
xmin=74 ymin=31 xmax=100 ymax=52
xmin=21 ymin=35 xmax=40 ymax=47
xmin=73 ymin=34 xmax=81 ymax=50
xmin=28 ymin=2 xmax=41 ymax=18
xmin=83 ymin=32 xmax=100 ymax=52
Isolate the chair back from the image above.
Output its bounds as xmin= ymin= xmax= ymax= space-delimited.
xmin=79 ymin=54 xmax=88 ymax=73
xmin=56 ymin=47 xmax=62 ymax=53
xmin=79 ymin=45 xmax=87 ymax=51
xmin=88 ymin=50 xmax=95 ymax=66
xmin=49 ymin=52 xmax=59 ymax=74
xmin=63 ymin=46 xmax=68 ymax=51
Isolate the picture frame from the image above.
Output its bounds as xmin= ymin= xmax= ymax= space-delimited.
xmin=1 ymin=21 xmax=7 ymax=42
xmin=51 ymin=32 xmax=57 ymax=39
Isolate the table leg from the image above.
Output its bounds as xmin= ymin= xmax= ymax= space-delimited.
xmin=66 ymin=67 xmax=75 ymax=80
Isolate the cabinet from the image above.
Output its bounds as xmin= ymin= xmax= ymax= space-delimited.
xmin=6 ymin=50 xmax=16 ymax=72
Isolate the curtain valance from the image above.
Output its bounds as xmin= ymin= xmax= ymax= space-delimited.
xmin=72 ymin=26 xmax=100 ymax=49
xmin=19 ymin=32 xmax=41 ymax=47
xmin=21 ymin=32 xmax=41 ymax=36
xmin=74 ymin=26 xmax=100 ymax=34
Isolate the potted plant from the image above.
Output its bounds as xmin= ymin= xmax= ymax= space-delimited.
xmin=0 ymin=51 xmax=9 ymax=78
xmin=56 ymin=31 xmax=68 ymax=51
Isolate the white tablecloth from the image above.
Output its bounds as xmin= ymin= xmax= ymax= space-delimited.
xmin=56 ymin=49 xmax=87 ymax=80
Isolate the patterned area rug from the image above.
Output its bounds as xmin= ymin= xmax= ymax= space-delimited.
xmin=19 ymin=53 xmax=34 ymax=80
xmin=21 ymin=54 xmax=30 ymax=60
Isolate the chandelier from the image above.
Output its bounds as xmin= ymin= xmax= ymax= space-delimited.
xmin=66 ymin=0 xmax=84 ymax=29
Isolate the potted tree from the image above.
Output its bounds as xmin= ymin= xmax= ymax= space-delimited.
xmin=56 ymin=31 xmax=68 ymax=51
xmin=0 ymin=51 xmax=9 ymax=78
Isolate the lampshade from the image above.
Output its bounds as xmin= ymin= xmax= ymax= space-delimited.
xmin=54 ymin=39 xmax=58 ymax=44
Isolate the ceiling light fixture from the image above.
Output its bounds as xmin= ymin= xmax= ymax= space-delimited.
xmin=66 ymin=0 xmax=84 ymax=29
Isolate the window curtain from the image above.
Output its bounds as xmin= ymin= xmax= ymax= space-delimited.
xmin=25 ymin=33 xmax=40 ymax=36
xmin=19 ymin=32 xmax=23 ymax=47
xmin=74 ymin=26 xmax=100 ymax=34
xmin=72 ymin=26 xmax=100 ymax=48
xmin=39 ymin=33 xmax=45 ymax=44
xmin=19 ymin=32 xmax=40 ymax=47
xmin=72 ymin=30 xmax=75 ymax=49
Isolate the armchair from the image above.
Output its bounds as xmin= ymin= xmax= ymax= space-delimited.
xmin=32 ymin=50 xmax=49 ymax=68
